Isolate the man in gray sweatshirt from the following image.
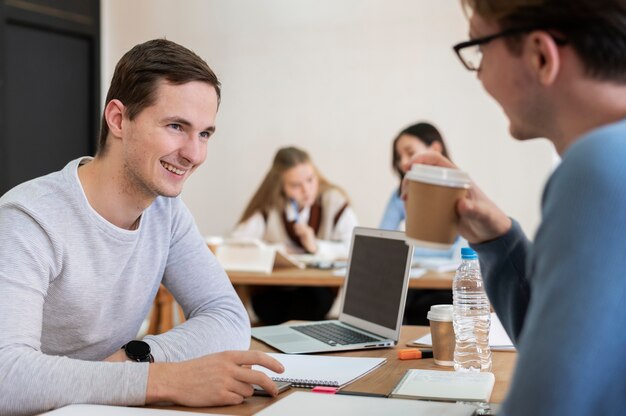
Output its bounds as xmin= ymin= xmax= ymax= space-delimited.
xmin=0 ymin=39 xmax=283 ymax=415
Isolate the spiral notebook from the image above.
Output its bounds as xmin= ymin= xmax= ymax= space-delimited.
xmin=251 ymin=353 xmax=386 ymax=388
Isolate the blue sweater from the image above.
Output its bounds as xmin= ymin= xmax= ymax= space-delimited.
xmin=473 ymin=119 xmax=626 ymax=416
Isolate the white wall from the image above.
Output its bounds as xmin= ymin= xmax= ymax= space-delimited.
xmin=102 ymin=0 xmax=556 ymax=239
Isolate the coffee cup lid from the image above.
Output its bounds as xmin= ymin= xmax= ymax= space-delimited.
xmin=405 ymin=164 xmax=471 ymax=189
xmin=427 ymin=304 xmax=453 ymax=321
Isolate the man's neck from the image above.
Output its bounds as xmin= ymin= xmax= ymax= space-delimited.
xmin=550 ymin=79 xmax=626 ymax=155
xmin=78 ymin=155 xmax=154 ymax=230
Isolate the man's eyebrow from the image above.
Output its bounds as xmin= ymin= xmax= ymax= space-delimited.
xmin=162 ymin=116 xmax=215 ymax=133
xmin=162 ymin=116 xmax=192 ymax=126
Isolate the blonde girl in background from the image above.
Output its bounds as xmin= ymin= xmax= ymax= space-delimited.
xmin=234 ymin=146 xmax=358 ymax=324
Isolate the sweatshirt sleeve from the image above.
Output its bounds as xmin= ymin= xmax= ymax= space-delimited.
xmin=316 ymin=194 xmax=358 ymax=260
xmin=142 ymin=201 xmax=250 ymax=361
xmin=471 ymin=219 xmax=531 ymax=345
xmin=0 ymin=205 xmax=148 ymax=415
xmin=482 ymin=135 xmax=626 ymax=416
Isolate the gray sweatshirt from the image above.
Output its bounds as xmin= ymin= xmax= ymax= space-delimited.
xmin=0 ymin=158 xmax=250 ymax=415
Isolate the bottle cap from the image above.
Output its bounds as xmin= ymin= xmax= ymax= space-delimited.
xmin=461 ymin=247 xmax=478 ymax=259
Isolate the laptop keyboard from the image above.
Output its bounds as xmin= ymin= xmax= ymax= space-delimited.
xmin=293 ymin=322 xmax=379 ymax=346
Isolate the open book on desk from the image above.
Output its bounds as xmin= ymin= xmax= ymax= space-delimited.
xmin=215 ymin=238 xmax=306 ymax=274
xmin=251 ymin=353 xmax=386 ymax=388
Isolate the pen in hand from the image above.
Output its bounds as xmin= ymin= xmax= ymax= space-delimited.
xmin=290 ymin=199 xmax=300 ymax=223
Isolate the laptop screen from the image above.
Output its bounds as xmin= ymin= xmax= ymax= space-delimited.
xmin=341 ymin=233 xmax=410 ymax=330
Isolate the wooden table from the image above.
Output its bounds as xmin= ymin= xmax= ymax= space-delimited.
xmin=156 ymin=326 xmax=517 ymax=415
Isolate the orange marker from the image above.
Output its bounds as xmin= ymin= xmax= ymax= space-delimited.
xmin=397 ymin=348 xmax=434 ymax=360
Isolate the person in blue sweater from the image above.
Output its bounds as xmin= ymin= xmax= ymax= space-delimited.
xmin=380 ymin=122 xmax=462 ymax=325
xmin=409 ymin=1 xmax=626 ymax=414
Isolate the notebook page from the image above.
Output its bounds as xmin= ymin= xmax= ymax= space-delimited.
xmin=251 ymin=353 xmax=386 ymax=387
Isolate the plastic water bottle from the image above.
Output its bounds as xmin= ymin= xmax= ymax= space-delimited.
xmin=453 ymin=247 xmax=492 ymax=372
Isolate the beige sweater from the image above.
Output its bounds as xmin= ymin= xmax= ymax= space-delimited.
xmin=233 ymin=189 xmax=358 ymax=259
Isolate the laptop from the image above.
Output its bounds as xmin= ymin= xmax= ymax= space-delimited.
xmin=251 ymin=227 xmax=414 ymax=354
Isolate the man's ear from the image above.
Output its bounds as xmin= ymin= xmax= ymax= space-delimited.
xmin=526 ymin=31 xmax=561 ymax=86
xmin=104 ymin=99 xmax=125 ymax=139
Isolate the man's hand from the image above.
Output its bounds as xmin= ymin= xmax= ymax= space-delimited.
xmin=403 ymin=150 xmax=512 ymax=244
xmin=146 ymin=350 xmax=284 ymax=407
xmin=293 ymin=222 xmax=317 ymax=253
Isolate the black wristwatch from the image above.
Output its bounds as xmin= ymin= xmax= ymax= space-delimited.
xmin=122 ymin=340 xmax=154 ymax=363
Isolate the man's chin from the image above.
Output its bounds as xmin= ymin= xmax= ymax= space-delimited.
xmin=157 ymin=187 xmax=183 ymax=198
xmin=508 ymin=123 xmax=542 ymax=142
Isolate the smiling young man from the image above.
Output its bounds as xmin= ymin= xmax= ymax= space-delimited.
xmin=0 ymin=39 xmax=282 ymax=415
xmin=410 ymin=1 xmax=626 ymax=415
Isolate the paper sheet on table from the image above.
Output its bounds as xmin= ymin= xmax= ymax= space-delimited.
xmin=255 ymin=391 xmax=476 ymax=416
xmin=42 ymin=404 xmax=225 ymax=415
xmin=411 ymin=312 xmax=515 ymax=351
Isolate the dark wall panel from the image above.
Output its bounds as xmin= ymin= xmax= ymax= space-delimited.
xmin=6 ymin=23 xmax=91 ymax=186
xmin=0 ymin=0 xmax=99 ymax=195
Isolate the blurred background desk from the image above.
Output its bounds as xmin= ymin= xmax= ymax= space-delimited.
xmin=152 ymin=325 xmax=516 ymax=415
xmin=228 ymin=267 xmax=454 ymax=289
xmin=228 ymin=268 xmax=454 ymax=326
xmin=148 ymin=269 xmax=455 ymax=334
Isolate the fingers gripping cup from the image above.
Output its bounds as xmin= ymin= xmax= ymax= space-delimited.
xmin=427 ymin=304 xmax=455 ymax=367
xmin=404 ymin=164 xmax=471 ymax=249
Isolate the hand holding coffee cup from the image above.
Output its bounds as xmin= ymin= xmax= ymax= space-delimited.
xmin=405 ymin=151 xmax=512 ymax=244
xmin=404 ymin=164 xmax=471 ymax=248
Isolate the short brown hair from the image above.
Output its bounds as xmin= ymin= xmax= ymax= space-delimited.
xmin=462 ymin=0 xmax=626 ymax=83
xmin=97 ymin=39 xmax=221 ymax=154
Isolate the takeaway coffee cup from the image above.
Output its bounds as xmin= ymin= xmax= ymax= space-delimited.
xmin=404 ymin=164 xmax=471 ymax=249
xmin=427 ymin=304 xmax=455 ymax=367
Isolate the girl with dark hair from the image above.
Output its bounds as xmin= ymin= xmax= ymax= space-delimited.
xmin=380 ymin=122 xmax=464 ymax=325
xmin=381 ymin=122 xmax=450 ymax=232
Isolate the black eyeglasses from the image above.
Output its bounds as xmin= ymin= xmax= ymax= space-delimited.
xmin=453 ymin=27 xmax=567 ymax=71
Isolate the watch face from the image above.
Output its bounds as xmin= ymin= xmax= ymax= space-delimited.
xmin=125 ymin=340 xmax=151 ymax=359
